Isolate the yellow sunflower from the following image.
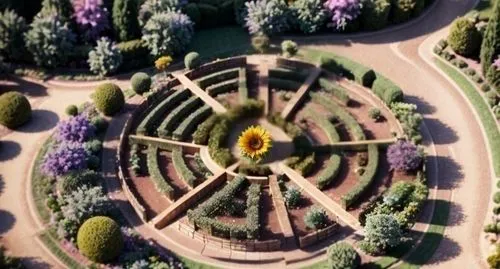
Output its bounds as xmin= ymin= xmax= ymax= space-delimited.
xmin=238 ymin=125 xmax=272 ymax=161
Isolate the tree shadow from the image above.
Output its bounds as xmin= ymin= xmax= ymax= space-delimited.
xmin=0 ymin=76 xmax=48 ymax=97
xmin=405 ymin=95 xmax=437 ymax=115
xmin=446 ymin=200 xmax=466 ymax=227
xmin=0 ymin=140 xmax=21 ymax=161
xmin=0 ymin=175 xmax=4 ymax=195
xmin=16 ymin=109 xmax=59 ymax=133
xmin=421 ymin=234 xmax=462 ymax=266
xmin=21 ymin=257 xmax=52 ymax=269
xmin=423 ymin=118 xmax=459 ymax=145
xmin=0 ymin=210 xmax=16 ymax=234
xmin=426 ymin=155 xmax=464 ymax=190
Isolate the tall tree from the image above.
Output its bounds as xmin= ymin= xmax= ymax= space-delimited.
xmin=481 ymin=0 xmax=500 ymax=77
xmin=113 ymin=0 xmax=141 ymax=41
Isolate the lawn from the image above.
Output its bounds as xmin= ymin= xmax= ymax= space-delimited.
xmin=188 ymin=26 xmax=251 ymax=61
xmin=435 ymin=58 xmax=500 ymax=177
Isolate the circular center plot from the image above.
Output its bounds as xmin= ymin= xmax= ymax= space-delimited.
xmin=229 ymin=118 xmax=294 ymax=165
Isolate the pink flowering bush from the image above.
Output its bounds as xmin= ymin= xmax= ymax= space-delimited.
xmin=493 ymin=55 xmax=500 ymax=71
xmin=387 ymin=140 xmax=423 ymax=172
xmin=73 ymin=0 xmax=109 ymax=41
xmin=324 ymin=0 xmax=363 ymax=30
xmin=41 ymin=142 xmax=89 ymax=177
xmin=55 ymin=115 xmax=95 ymax=143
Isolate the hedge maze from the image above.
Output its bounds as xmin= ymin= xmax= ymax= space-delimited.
xmin=119 ymin=54 xmax=422 ymax=258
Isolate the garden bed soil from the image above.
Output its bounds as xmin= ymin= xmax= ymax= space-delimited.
xmin=214 ymin=187 xmax=248 ymax=226
xmin=269 ymin=89 xmax=292 ymax=114
xmin=125 ymin=144 xmax=171 ymax=218
xmin=158 ymin=150 xmax=191 ymax=198
xmin=305 ymin=154 xmax=333 ymax=185
xmin=297 ymin=102 xmax=352 ymax=142
xmin=215 ymin=91 xmax=240 ymax=109
xmin=184 ymin=154 xmax=209 ymax=181
xmin=260 ymin=188 xmax=284 ymax=240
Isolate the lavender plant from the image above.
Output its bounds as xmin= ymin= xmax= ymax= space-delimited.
xmin=41 ymin=142 xmax=88 ymax=177
xmin=88 ymin=37 xmax=123 ymax=76
xmin=55 ymin=114 xmax=95 ymax=143
xmin=244 ymin=0 xmax=290 ymax=36
xmin=291 ymin=0 xmax=328 ymax=34
xmin=324 ymin=0 xmax=363 ymax=30
xmin=386 ymin=140 xmax=423 ymax=172
xmin=73 ymin=0 xmax=109 ymax=41
xmin=141 ymin=11 xmax=194 ymax=57
xmin=138 ymin=0 xmax=186 ymax=27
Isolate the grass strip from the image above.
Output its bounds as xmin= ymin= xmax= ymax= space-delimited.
xmin=38 ymin=230 xmax=85 ymax=269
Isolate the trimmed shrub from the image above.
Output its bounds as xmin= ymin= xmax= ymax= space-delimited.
xmin=341 ymin=144 xmax=379 ymax=208
xmin=131 ymin=72 xmax=151 ymax=94
xmin=24 ymin=15 xmax=75 ymax=68
xmin=142 ymin=11 xmax=194 ymax=57
xmin=291 ymin=153 xmax=316 ymax=176
xmin=116 ymin=39 xmax=151 ymax=71
xmin=0 ymin=91 xmax=31 ymax=128
xmin=193 ymin=114 xmax=219 ymax=144
xmin=368 ymin=107 xmax=382 ymax=121
xmin=480 ymin=0 xmax=500 ymax=77
xmin=284 ymin=187 xmax=302 ymax=208
xmin=197 ymin=68 xmax=240 ymax=89
xmin=0 ymin=9 xmax=28 ymax=62
xmin=390 ymin=0 xmax=416 ymax=24
xmin=391 ymin=102 xmax=423 ymax=144
xmin=447 ymin=17 xmax=482 ymax=57
xmin=65 ymin=105 xmax=78 ymax=116
xmin=304 ymin=206 xmax=329 ymax=230
xmin=157 ymin=96 xmax=201 ymax=137
xmin=305 ymin=108 xmax=340 ymax=143
xmin=172 ymin=147 xmax=197 ymax=187
xmin=173 ymin=105 xmax=211 ymax=141
xmin=318 ymin=78 xmax=350 ymax=105
xmin=361 ymin=0 xmax=390 ymax=31
xmin=251 ymin=33 xmax=270 ymax=54
xmin=371 ymin=75 xmax=404 ymax=105
xmin=92 ymin=83 xmax=124 ymax=116
xmin=363 ymin=214 xmax=402 ymax=252
xmin=281 ymin=40 xmax=298 ymax=57
xmin=112 ymin=0 xmax=140 ymax=41
xmin=320 ymin=57 xmax=376 ymax=87
xmin=184 ymin=51 xmax=201 ymax=70
xmin=246 ymin=183 xmax=261 ymax=239
xmin=146 ymin=145 xmax=175 ymax=199
xmin=327 ymin=242 xmax=361 ymax=269
xmin=91 ymin=116 xmax=108 ymax=133
xmin=88 ymin=37 xmax=123 ymax=76
xmin=316 ymin=154 xmax=342 ymax=190
xmin=238 ymin=163 xmax=272 ymax=176
xmin=387 ymin=140 xmax=423 ymax=172
xmin=290 ymin=0 xmax=328 ymax=34
xmin=59 ymin=169 xmax=101 ymax=195
xmin=481 ymin=83 xmax=491 ymax=92
xmin=77 ymin=216 xmax=123 ymax=263
xmin=244 ymin=0 xmax=290 ymax=36
xmin=495 ymin=192 xmax=500 ymax=204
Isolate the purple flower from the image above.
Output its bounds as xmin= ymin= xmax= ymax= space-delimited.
xmin=55 ymin=114 xmax=95 ymax=143
xmin=324 ymin=0 xmax=362 ymax=30
xmin=73 ymin=0 xmax=109 ymax=41
xmin=387 ymin=140 xmax=423 ymax=172
xmin=41 ymin=142 xmax=89 ymax=177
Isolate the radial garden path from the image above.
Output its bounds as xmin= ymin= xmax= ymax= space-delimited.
xmin=0 ymin=0 xmax=494 ymax=268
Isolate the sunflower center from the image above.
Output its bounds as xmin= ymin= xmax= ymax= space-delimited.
xmin=249 ymin=137 xmax=263 ymax=150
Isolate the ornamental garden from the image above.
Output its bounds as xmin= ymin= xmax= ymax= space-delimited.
xmin=0 ymin=0 xmax=499 ymax=268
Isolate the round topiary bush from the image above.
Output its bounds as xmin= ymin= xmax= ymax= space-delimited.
xmin=130 ymin=72 xmax=151 ymax=94
xmin=65 ymin=105 xmax=78 ymax=116
xmin=0 ymin=91 xmax=31 ymax=128
xmin=76 ymin=216 xmax=123 ymax=263
xmin=327 ymin=242 xmax=360 ymax=269
xmin=184 ymin=51 xmax=201 ymax=70
xmin=281 ymin=40 xmax=298 ymax=57
xmin=447 ymin=17 xmax=482 ymax=57
xmin=92 ymin=83 xmax=124 ymax=116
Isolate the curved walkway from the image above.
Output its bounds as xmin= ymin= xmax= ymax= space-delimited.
xmin=0 ymin=0 xmax=494 ymax=267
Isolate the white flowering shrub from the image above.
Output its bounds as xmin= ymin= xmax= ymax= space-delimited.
xmin=244 ymin=0 xmax=290 ymax=36
xmin=88 ymin=37 xmax=123 ymax=76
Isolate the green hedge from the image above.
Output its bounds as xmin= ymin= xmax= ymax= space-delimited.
xmin=310 ymin=92 xmax=366 ymax=141
xmin=116 ymin=39 xmax=151 ymax=72
xmin=372 ymin=75 xmax=404 ymax=105
xmin=341 ymin=144 xmax=379 ymax=208
xmin=136 ymin=89 xmax=190 ymax=135
xmin=197 ymin=68 xmax=240 ymax=89
xmin=316 ymin=154 xmax=342 ymax=190
xmin=207 ymin=78 xmax=239 ymax=96
xmin=208 ymin=118 xmax=234 ymax=167
xmin=269 ymin=68 xmax=309 ymax=82
xmin=246 ymin=183 xmax=261 ymax=239
xmin=238 ymin=68 xmax=248 ymax=103
xmin=269 ymin=77 xmax=302 ymax=91
xmin=172 ymin=147 xmax=198 ymax=187
xmin=173 ymin=105 xmax=212 ymax=141
xmin=304 ymin=108 xmax=340 ymax=143
xmin=267 ymin=113 xmax=312 ymax=152
xmin=147 ymin=145 xmax=175 ymax=199
xmin=318 ymin=77 xmax=350 ymax=105
xmin=193 ymin=114 xmax=220 ymax=145
xmin=157 ymin=96 xmax=202 ymax=138
xmin=320 ymin=56 xmax=376 ymax=87
xmin=289 ymin=153 xmax=316 ymax=176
